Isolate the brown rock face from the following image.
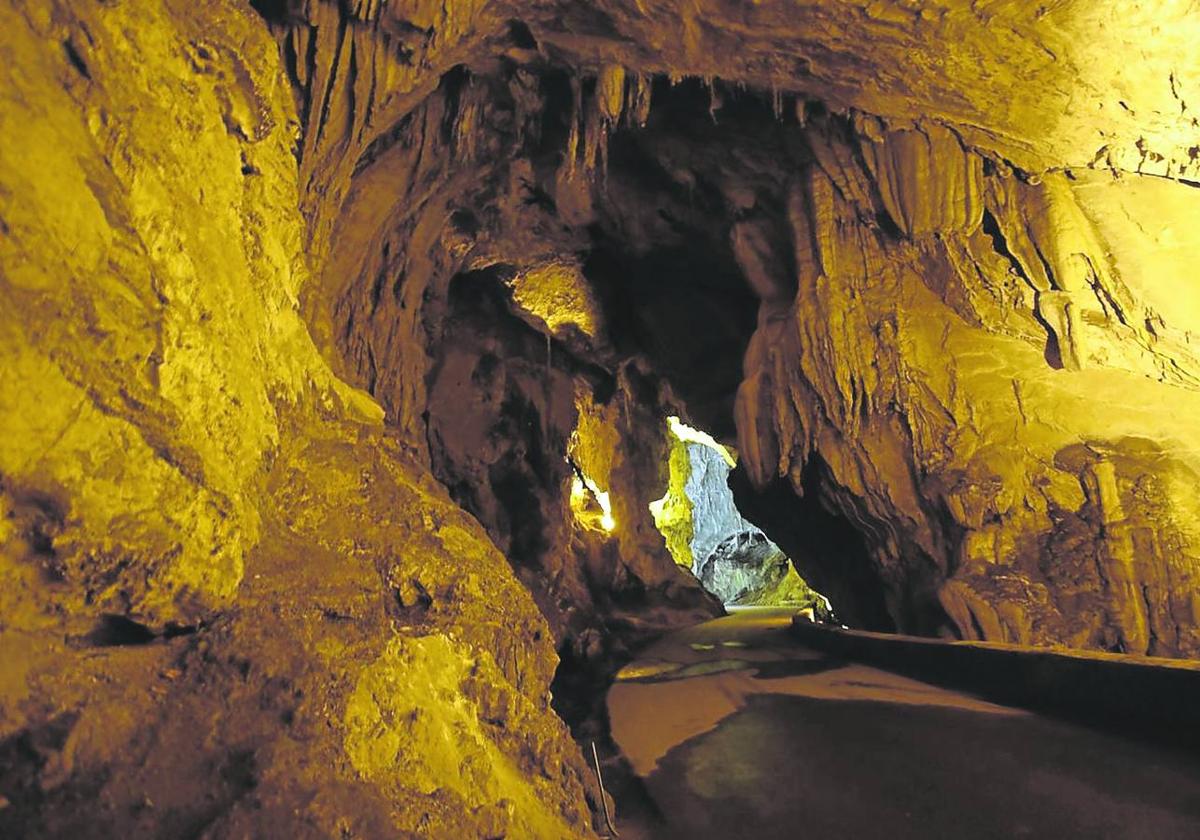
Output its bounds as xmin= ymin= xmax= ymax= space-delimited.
xmin=290 ymin=0 xmax=1200 ymax=658
xmin=5 ymin=0 xmax=1200 ymax=835
xmin=0 ymin=2 xmax=595 ymax=836
xmin=730 ymin=115 xmax=1200 ymax=656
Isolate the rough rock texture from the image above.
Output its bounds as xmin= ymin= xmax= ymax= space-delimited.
xmin=288 ymin=15 xmax=729 ymax=717
xmin=531 ymin=0 xmax=1200 ymax=181
xmin=0 ymin=2 xmax=596 ymax=836
xmin=683 ymin=443 xmax=761 ymax=580
xmin=650 ymin=429 xmax=697 ymax=571
xmin=423 ymin=281 xmax=720 ymax=680
xmin=700 ymin=534 xmax=825 ymax=611
xmin=733 ymin=114 xmax=1200 ymax=655
xmin=265 ymin=0 xmax=1200 ymax=661
xmin=362 ymin=45 xmax=1200 ymax=657
xmin=8 ymin=0 xmax=1200 ymax=834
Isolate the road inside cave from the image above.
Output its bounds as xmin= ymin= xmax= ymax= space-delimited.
xmin=605 ymin=609 xmax=1200 ymax=840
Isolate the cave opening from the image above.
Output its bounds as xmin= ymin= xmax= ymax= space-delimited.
xmin=336 ymin=66 xmax=889 ymax=734
xmin=649 ymin=415 xmax=833 ymax=617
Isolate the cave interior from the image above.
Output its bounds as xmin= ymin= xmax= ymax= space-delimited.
xmin=3 ymin=0 xmax=1200 ymax=837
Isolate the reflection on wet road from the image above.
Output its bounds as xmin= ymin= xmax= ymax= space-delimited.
xmin=606 ymin=609 xmax=1200 ymax=839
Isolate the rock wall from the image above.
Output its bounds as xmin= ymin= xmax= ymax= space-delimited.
xmin=0 ymin=1 xmax=596 ymax=835
xmin=700 ymin=535 xmax=823 ymax=611
xmin=287 ymin=0 xmax=1200 ymax=662
xmin=6 ymin=0 xmax=1200 ymax=833
xmin=682 ymin=444 xmax=822 ymax=609
xmin=683 ymin=443 xmax=756 ymax=579
xmin=292 ymin=26 xmax=727 ymax=709
xmin=651 ymin=432 xmax=822 ymax=608
xmin=423 ymin=274 xmax=718 ymax=675
xmin=735 ymin=115 xmax=1200 ymax=656
xmin=531 ymin=1 xmax=1200 ymax=182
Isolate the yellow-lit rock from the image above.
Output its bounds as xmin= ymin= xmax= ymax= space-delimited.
xmin=0 ymin=1 xmax=595 ymax=835
xmin=650 ymin=429 xmax=697 ymax=569
xmin=8 ymin=0 xmax=1200 ymax=833
xmin=507 ymin=262 xmax=605 ymax=342
xmin=344 ymin=634 xmax=589 ymax=838
xmin=533 ymin=0 xmax=1200 ymax=180
xmin=736 ymin=116 xmax=1200 ymax=655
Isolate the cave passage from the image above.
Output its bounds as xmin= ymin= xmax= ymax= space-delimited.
xmin=649 ymin=416 xmax=833 ymax=616
xmin=10 ymin=1 xmax=1200 ymax=837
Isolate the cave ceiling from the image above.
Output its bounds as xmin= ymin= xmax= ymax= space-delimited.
xmin=278 ymin=0 xmax=1200 ymax=652
xmin=531 ymin=0 xmax=1200 ymax=179
xmin=285 ymin=0 xmax=1200 ymax=182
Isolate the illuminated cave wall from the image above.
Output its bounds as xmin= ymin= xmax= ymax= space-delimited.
xmin=5 ymin=0 xmax=1200 ymax=835
xmin=0 ymin=2 xmax=598 ymax=837
xmin=314 ymin=30 xmax=1200 ymax=657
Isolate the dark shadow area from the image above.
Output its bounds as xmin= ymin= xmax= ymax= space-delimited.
xmin=583 ymin=241 xmax=755 ymax=440
xmin=729 ymin=461 xmax=896 ymax=632
xmin=791 ymin=619 xmax=1200 ymax=758
xmin=81 ymin=615 xmax=199 ymax=648
xmin=645 ymin=692 xmax=1200 ymax=839
xmin=428 ymin=267 xmax=721 ymax=748
xmin=0 ymin=713 xmax=81 ymax=812
xmin=247 ymin=0 xmax=295 ymax=25
xmin=583 ymin=78 xmax=805 ymax=439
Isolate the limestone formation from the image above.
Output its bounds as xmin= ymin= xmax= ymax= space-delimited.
xmin=5 ymin=0 xmax=1200 ymax=835
xmin=733 ymin=115 xmax=1200 ymax=656
xmin=0 ymin=2 xmax=595 ymax=836
xmin=650 ymin=422 xmax=823 ymax=609
xmin=700 ymin=535 xmax=826 ymax=612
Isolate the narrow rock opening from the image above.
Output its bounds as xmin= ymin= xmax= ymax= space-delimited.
xmin=730 ymin=462 xmax=901 ymax=634
xmin=321 ymin=66 xmax=918 ymax=735
xmin=650 ymin=416 xmax=833 ymax=617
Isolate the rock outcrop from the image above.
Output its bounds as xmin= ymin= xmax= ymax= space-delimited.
xmin=734 ymin=116 xmax=1200 ymax=655
xmin=286 ymin=18 xmax=734 ymax=713
xmin=0 ymin=2 xmax=595 ymax=836
xmin=651 ymin=425 xmax=824 ymax=609
xmin=700 ymin=533 xmax=825 ymax=611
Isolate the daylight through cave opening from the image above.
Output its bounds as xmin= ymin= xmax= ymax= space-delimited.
xmin=333 ymin=64 xmax=976 ymax=701
xmin=650 ymin=416 xmax=833 ymax=616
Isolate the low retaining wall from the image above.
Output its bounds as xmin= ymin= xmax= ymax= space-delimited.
xmin=790 ymin=618 xmax=1200 ymax=752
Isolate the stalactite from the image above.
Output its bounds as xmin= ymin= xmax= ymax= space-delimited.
xmin=452 ymin=76 xmax=480 ymax=163
xmin=627 ymin=72 xmax=653 ymax=127
xmin=596 ymin=63 xmax=626 ymax=123
xmin=10 ymin=3 xmax=1200 ymax=837
xmin=582 ymin=94 xmax=603 ymax=173
xmin=564 ymin=73 xmax=581 ymax=176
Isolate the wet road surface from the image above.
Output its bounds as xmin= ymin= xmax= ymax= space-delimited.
xmin=605 ymin=609 xmax=1200 ymax=839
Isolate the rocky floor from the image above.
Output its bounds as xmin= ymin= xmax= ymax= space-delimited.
xmin=606 ymin=609 xmax=1200 ymax=839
